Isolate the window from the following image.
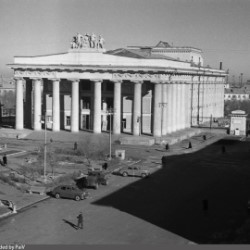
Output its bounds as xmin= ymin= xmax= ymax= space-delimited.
xmin=66 ymin=116 xmax=71 ymax=126
xmin=82 ymin=97 xmax=90 ymax=109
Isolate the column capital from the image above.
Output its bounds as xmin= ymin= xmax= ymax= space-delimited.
xmin=132 ymin=80 xmax=143 ymax=85
xmin=68 ymin=78 xmax=80 ymax=83
xmin=50 ymin=78 xmax=61 ymax=82
xmin=151 ymin=80 xmax=164 ymax=85
xmin=14 ymin=77 xmax=24 ymax=81
xmin=31 ymin=78 xmax=42 ymax=82
xmin=112 ymin=80 xmax=123 ymax=84
xmin=91 ymin=79 xmax=103 ymax=83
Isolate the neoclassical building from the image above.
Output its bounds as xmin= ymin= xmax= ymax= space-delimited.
xmin=8 ymin=33 xmax=226 ymax=137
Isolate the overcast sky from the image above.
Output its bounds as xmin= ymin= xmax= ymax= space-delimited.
xmin=0 ymin=0 xmax=249 ymax=82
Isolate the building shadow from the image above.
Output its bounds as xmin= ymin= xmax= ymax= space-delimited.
xmin=93 ymin=139 xmax=250 ymax=243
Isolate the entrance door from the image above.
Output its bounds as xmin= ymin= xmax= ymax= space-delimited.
xmin=82 ymin=115 xmax=90 ymax=130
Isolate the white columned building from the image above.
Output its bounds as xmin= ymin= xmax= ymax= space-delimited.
xmin=9 ymin=33 xmax=226 ymax=139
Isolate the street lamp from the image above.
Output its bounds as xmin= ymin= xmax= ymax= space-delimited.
xmin=159 ymin=102 xmax=167 ymax=137
xmin=106 ymin=108 xmax=115 ymax=160
xmin=40 ymin=113 xmax=53 ymax=183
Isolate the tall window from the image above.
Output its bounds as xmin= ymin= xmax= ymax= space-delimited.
xmin=66 ymin=116 xmax=71 ymax=126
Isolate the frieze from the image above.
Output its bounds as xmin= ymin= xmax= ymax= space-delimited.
xmin=14 ymin=70 xmax=57 ymax=78
xmin=112 ymin=73 xmax=170 ymax=81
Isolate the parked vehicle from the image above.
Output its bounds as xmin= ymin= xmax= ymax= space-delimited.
xmin=75 ymin=171 xmax=109 ymax=190
xmin=51 ymin=185 xmax=89 ymax=201
xmin=118 ymin=166 xmax=151 ymax=178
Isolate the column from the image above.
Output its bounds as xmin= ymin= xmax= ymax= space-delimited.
xmin=176 ymin=82 xmax=182 ymax=130
xmin=113 ymin=81 xmax=122 ymax=135
xmin=153 ymin=82 xmax=162 ymax=137
xmin=93 ymin=80 xmax=102 ymax=134
xmin=102 ymin=99 xmax=108 ymax=131
xmin=15 ymin=78 xmax=24 ymax=130
xmin=70 ymin=79 xmax=79 ymax=132
xmin=33 ymin=78 xmax=42 ymax=131
xmin=52 ymin=79 xmax=60 ymax=132
xmin=161 ymin=83 xmax=168 ymax=135
xmin=180 ymin=83 xmax=186 ymax=129
xmin=185 ymin=82 xmax=191 ymax=128
xmin=172 ymin=83 xmax=177 ymax=132
xmin=167 ymin=83 xmax=173 ymax=133
xmin=133 ymin=81 xmax=142 ymax=136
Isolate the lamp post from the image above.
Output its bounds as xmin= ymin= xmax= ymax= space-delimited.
xmin=106 ymin=108 xmax=115 ymax=160
xmin=40 ymin=113 xmax=53 ymax=183
xmin=159 ymin=102 xmax=167 ymax=137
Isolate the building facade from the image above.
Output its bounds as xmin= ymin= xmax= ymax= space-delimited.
xmin=8 ymin=33 xmax=226 ymax=137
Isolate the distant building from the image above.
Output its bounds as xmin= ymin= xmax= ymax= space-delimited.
xmin=128 ymin=41 xmax=204 ymax=66
xmin=224 ymin=87 xmax=250 ymax=101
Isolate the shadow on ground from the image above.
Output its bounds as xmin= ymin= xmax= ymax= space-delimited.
xmin=93 ymin=138 xmax=250 ymax=244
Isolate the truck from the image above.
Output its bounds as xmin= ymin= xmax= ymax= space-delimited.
xmin=75 ymin=170 xmax=109 ymax=190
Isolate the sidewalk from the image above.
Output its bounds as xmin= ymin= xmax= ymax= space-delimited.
xmin=0 ymin=183 xmax=50 ymax=219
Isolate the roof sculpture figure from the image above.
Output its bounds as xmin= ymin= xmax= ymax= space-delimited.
xmin=71 ymin=32 xmax=105 ymax=49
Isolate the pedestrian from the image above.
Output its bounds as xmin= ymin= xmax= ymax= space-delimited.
xmin=3 ymin=154 xmax=7 ymax=166
xmin=103 ymin=162 xmax=108 ymax=170
xmin=165 ymin=143 xmax=169 ymax=151
xmin=247 ymin=200 xmax=250 ymax=215
xmin=202 ymin=199 xmax=208 ymax=215
xmin=221 ymin=145 xmax=226 ymax=154
xmin=188 ymin=141 xmax=192 ymax=149
xmin=203 ymin=135 xmax=206 ymax=141
xmin=74 ymin=142 xmax=78 ymax=151
xmin=77 ymin=212 xmax=83 ymax=230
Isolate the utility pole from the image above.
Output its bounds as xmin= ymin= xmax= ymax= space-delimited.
xmin=40 ymin=113 xmax=53 ymax=183
xmin=240 ymin=73 xmax=243 ymax=87
xmin=106 ymin=108 xmax=115 ymax=160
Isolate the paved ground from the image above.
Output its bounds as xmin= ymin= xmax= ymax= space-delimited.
xmin=1 ymin=128 xmax=250 ymax=244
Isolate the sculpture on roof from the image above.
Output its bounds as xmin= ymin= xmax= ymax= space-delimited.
xmin=97 ymin=35 xmax=105 ymax=49
xmin=90 ymin=33 xmax=97 ymax=48
xmin=70 ymin=32 xmax=105 ymax=49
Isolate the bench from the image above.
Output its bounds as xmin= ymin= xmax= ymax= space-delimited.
xmin=28 ymin=186 xmax=47 ymax=195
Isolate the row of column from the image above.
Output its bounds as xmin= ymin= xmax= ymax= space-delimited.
xmin=15 ymin=78 xmax=193 ymax=137
xmin=15 ymin=78 xmax=123 ymax=134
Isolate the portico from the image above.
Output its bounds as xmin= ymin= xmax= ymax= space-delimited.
xmin=10 ymin=33 xmax=227 ymax=138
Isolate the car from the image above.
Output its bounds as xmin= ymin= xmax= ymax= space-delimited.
xmin=51 ymin=185 xmax=89 ymax=201
xmin=75 ymin=171 xmax=109 ymax=190
xmin=118 ymin=165 xmax=151 ymax=178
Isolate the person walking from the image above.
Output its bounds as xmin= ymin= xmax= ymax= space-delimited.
xmin=77 ymin=212 xmax=83 ymax=230
xmin=202 ymin=199 xmax=208 ymax=216
xmin=3 ymin=154 xmax=7 ymax=166
xmin=74 ymin=142 xmax=78 ymax=151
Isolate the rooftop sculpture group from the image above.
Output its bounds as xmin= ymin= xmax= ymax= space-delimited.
xmin=71 ymin=32 xmax=105 ymax=49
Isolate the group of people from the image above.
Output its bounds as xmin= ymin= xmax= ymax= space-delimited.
xmin=71 ymin=32 xmax=105 ymax=49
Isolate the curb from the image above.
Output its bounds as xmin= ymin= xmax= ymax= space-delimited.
xmin=0 ymin=195 xmax=50 ymax=220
